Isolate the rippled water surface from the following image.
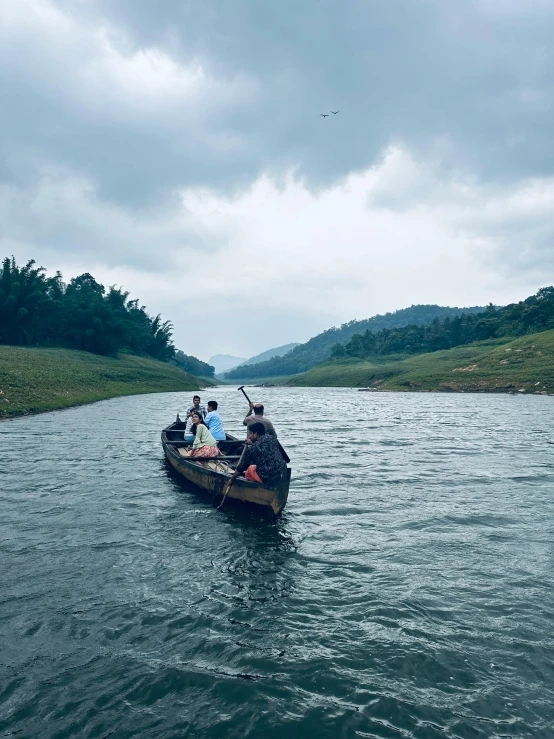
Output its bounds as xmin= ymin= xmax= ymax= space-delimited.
xmin=1 ymin=388 xmax=554 ymax=738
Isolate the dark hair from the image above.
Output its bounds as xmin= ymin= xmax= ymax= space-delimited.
xmin=254 ymin=404 xmax=264 ymax=415
xmin=191 ymin=412 xmax=205 ymax=435
xmin=248 ymin=422 xmax=266 ymax=436
xmin=208 ymin=400 xmax=218 ymax=410
xmin=193 ymin=395 xmax=200 ymax=402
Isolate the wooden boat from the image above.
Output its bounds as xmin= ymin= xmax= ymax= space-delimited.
xmin=161 ymin=419 xmax=291 ymax=515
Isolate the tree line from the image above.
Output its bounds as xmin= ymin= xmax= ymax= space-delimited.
xmin=0 ymin=257 xmax=175 ymax=360
xmin=225 ymin=304 xmax=485 ymax=379
xmin=331 ymin=287 xmax=554 ymax=360
xmin=173 ymin=350 xmax=215 ymax=378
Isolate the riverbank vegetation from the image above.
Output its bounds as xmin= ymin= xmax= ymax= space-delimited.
xmin=0 ymin=346 xmax=206 ymax=418
xmin=290 ymin=329 xmax=554 ymax=394
xmin=331 ymin=288 xmax=554 ymax=361
xmin=0 ymin=257 xmax=175 ymax=360
xmin=172 ymin=350 xmax=215 ymax=378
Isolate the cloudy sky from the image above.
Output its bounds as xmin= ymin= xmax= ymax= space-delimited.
xmin=2 ymin=0 xmax=553 ymax=360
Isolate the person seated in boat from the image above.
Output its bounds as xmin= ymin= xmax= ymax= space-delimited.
xmin=204 ymin=400 xmax=226 ymax=442
xmin=243 ymin=402 xmax=277 ymax=437
xmin=185 ymin=395 xmax=206 ymax=423
xmin=183 ymin=395 xmax=206 ymax=440
xmin=185 ymin=412 xmax=222 ymax=458
xmin=229 ymin=422 xmax=286 ymax=485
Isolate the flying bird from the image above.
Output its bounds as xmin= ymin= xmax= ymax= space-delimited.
xmin=320 ymin=113 xmax=329 ymax=118
xmin=331 ymin=111 xmax=339 ymax=115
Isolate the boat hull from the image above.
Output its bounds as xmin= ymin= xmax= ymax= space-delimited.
xmin=161 ymin=424 xmax=290 ymax=515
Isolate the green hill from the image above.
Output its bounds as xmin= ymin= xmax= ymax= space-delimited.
xmin=0 ymin=346 xmax=209 ymax=418
xmin=332 ymin=287 xmax=554 ymax=360
xmin=290 ymin=330 xmax=554 ymax=394
xmin=225 ymin=304 xmax=485 ymax=380
xmin=242 ymin=342 xmax=300 ymax=366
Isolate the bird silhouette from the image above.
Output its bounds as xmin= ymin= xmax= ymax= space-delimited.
xmin=331 ymin=111 xmax=339 ymax=115
xmin=320 ymin=113 xmax=329 ymax=118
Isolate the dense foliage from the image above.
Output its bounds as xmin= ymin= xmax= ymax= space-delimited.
xmin=225 ymin=304 xmax=485 ymax=379
xmin=173 ymin=351 xmax=215 ymax=378
xmin=332 ymin=288 xmax=554 ymax=359
xmin=0 ymin=257 xmax=175 ymax=360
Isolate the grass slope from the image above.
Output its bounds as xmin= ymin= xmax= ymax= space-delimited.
xmin=290 ymin=330 xmax=554 ymax=394
xmin=0 ymin=346 xmax=208 ymax=418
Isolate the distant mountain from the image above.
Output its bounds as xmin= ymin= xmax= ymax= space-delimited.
xmin=209 ymin=354 xmax=247 ymax=375
xmin=225 ymin=304 xmax=486 ymax=380
xmin=241 ymin=343 xmax=300 ymax=367
xmin=209 ymin=344 xmax=300 ymax=376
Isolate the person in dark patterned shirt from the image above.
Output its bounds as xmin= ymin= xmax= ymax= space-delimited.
xmin=231 ymin=422 xmax=286 ymax=486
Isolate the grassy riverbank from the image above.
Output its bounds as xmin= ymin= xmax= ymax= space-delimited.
xmin=0 ymin=346 xmax=209 ymax=418
xmin=289 ymin=330 xmax=554 ymax=394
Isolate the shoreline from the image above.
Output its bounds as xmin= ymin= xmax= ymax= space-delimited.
xmin=287 ymin=331 xmax=554 ymax=393
xmin=0 ymin=385 xmax=213 ymax=422
xmin=7 ymin=383 xmax=553 ymax=423
xmin=0 ymin=346 xmax=210 ymax=420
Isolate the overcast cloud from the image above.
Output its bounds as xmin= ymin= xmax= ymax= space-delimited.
xmin=1 ymin=0 xmax=553 ymax=360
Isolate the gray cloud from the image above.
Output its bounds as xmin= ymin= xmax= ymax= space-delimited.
xmin=1 ymin=0 xmax=554 ymax=357
xmin=3 ymin=0 xmax=554 ymax=209
xmin=87 ymin=0 xmax=554 ymax=179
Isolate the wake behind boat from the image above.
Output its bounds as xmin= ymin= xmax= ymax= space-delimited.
xmin=161 ymin=418 xmax=291 ymax=515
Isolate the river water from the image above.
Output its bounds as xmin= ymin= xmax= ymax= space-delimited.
xmin=1 ymin=387 xmax=553 ymax=738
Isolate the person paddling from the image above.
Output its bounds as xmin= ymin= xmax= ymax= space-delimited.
xmin=243 ymin=402 xmax=277 ymax=437
xmin=228 ymin=422 xmax=285 ymax=485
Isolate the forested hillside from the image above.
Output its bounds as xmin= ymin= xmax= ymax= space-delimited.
xmin=332 ymin=287 xmax=554 ymax=360
xmin=173 ymin=351 xmax=215 ymax=378
xmin=225 ymin=304 xmax=485 ymax=379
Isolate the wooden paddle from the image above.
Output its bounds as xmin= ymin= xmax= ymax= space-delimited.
xmin=218 ymin=443 xmax=248 ymax=510
xmin=237 ymin=386 xmax=290 ymax=464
